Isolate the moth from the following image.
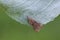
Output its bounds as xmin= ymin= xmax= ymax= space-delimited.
xmin=0 ymin=0 xmax=60 ymax=32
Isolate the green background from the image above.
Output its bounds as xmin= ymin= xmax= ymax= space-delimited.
xmin=0 ymin=4 xmax=60 ymax=40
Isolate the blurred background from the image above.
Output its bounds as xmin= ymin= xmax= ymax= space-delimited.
xmin=0 ymin=3 xmax=60 ymax=40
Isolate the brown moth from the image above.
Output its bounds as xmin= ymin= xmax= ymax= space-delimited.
xmin=27 ymin=16 xmax=43 ymax=32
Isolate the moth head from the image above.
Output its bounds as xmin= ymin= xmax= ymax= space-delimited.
xmin=27 ymin=16 xmax=43 ymax=32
